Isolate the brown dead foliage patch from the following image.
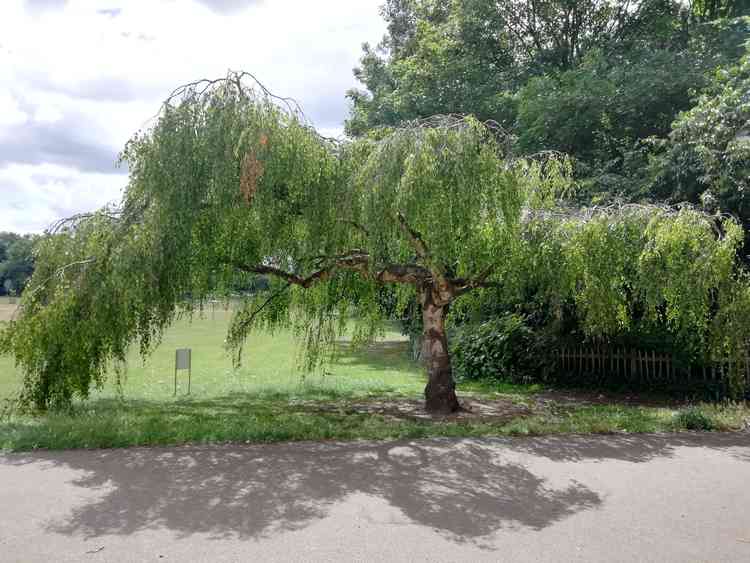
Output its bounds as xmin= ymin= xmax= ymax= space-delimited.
xmin=240 ymin=151 xmax=264 ymax=205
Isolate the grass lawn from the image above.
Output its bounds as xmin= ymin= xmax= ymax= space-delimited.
xmin=1 ymin=301 xmax=749 ymax=452
xmin=0 ymin=305 xmax=426 ymax=404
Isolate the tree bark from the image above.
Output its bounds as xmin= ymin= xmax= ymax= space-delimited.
xmin=421 ymin=287 xmax=460 ymax=414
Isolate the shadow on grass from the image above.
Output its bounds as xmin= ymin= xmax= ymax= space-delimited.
xmin=332 ymin=340 xmax=421 ymax=374
xmin=3 ymin=438 xmax=601 ymax=545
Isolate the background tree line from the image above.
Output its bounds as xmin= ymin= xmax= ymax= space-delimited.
xmin=0 ymin=232 xmax=36 ymax=297
xmin=347 ymin=0 xmax=749 ymax=226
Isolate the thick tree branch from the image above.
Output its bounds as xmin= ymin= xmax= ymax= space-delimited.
xmin=244 ymin=263 xmax=337 ymax=288
xmin=375 ymin=264 xmax=433 ymax=284
xmin=396 ymin=212 xmax=450 ymax=284
xmin=230 ymin=252 xmax=431 ymax=289
xmin=338 ymin=219 xmax=370 ymax=236
xmin=229 ymin=247 xmax=504 ymax=303
xmin=396 ymin=212 xmax=429 ymax=258
xmin=452 ymin=265 xmax=500 ymax=296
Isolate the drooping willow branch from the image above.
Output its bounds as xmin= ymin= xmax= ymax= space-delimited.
xmin=225 ymin=281 xmax=293 ymax=342
xmin=150 ymin=70 xmax=342 ymax=146
xmin=522 ymin=201 xmax=733 ymax=238
xmin=46 ymin=210 xmax=122 ymax=235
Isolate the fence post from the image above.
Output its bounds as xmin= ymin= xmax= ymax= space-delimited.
xmin=668 ymin=355 xmax=673 ymax=382
xmin=636 ymin=349 xmax=641 ymax=383
xmin=627 ymin=348 xmax=633 ymax=380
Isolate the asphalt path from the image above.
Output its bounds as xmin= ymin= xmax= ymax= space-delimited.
xmin=1 ymin=433 xmax=749 ymax=562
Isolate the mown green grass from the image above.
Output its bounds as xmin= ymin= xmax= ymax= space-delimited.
xmin=1 ymin=395 xmax=747 ymax=452
xmin=0 ymin=309 xmax=427 ymax=404
xmin=1 ymin=307 xmax=748 ymax=452
xmin=502 ymin=403 xmax=748 ymax=435
xmin=0 ymin=297 xmax=21 ymax=401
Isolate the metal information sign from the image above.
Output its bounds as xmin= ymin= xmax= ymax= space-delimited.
xmin=174 ymin=348 xmax=192 ymax=395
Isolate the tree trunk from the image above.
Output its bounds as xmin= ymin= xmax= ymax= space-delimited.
xmin=421 ymin=289 xmax=460 ymax=414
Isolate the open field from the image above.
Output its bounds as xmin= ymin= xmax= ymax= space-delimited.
xmin=0 ymin=307 xmax=426 ymax=404
xmin=1 ymin=306 xmax=749 ymax=452
xmin=0 ymin=296 xmax=17 ymax=323
xmin=0 ymin=297 xmax=20 ymax=400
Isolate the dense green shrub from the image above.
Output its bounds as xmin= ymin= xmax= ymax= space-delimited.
xmin=674 ymin=406 xmax=716 ymax=431
xmin=450 ymin=314 xmax=551 ymax=384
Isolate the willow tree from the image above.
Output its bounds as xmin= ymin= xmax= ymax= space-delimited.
xmin=0 ymin=73 xmax=570 ymax=412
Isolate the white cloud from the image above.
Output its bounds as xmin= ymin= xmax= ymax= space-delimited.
xmin=0 ymin=0 xmax=386 ymax=232
xmin=33 ymin=103 xmax=64 ymax=123
xmin=0 ymin=163 xmax=126 ymax=232
xmin=0 ymin=92 xmax=28 ymax=126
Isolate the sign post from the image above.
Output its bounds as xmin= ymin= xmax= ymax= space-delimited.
xmin=174 ymin=348 xmax=192 ymax=395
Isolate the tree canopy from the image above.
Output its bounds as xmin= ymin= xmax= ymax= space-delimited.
xmin=0 ymin=76 xmax=568 ymax=411
xmin=346 ymin=1 xmax=747 ymax=132
xmin=3 ymin=72 xmax=750 ymax=412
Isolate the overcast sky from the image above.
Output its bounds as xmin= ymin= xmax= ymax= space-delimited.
xmin=0 ymin=0 xmax=386 ymax=233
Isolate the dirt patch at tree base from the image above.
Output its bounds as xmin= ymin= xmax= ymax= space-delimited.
xmin=295 ymin=388 xmax=705 ymax=424
xmin=301 ymin=397 xmax=532 ymax=423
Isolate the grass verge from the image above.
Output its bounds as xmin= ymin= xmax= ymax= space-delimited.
xmin=1 ymin=394 xmax=747 ymax=452
xmin=2 ymin=311 xmax=748 ymax=452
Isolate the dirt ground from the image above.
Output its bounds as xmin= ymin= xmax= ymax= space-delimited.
xmin=532 ymin=388 xmax=690 ymax=408
xmin=297 ymin=387 xmax=696 ymax=424
xmin=301 ymin=396 xmax=533 ymax=422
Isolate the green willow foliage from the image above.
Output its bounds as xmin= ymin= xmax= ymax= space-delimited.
xmin=0 ymin=76 xmax=565 ymax=410
xmin=2 ymin=72 xmax=750 ymax=409
xmin=1 ymin=79 xmax=344 ymax=410
xmin=467 ymin=205 xmax=750 ymax=393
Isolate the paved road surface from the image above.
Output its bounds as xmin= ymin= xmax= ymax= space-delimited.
xmin=1 ymin=433 xmax=749 ymax=562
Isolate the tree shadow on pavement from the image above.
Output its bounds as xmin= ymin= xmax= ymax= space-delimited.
xmin=4 ymin=432 xmax=748 ymax=545
xmin=4 ymin=439 xmax=600 ymax=545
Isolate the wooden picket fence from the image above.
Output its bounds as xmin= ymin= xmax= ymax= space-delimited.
xmin=554 ymin=346 xmax=750 ymax=388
